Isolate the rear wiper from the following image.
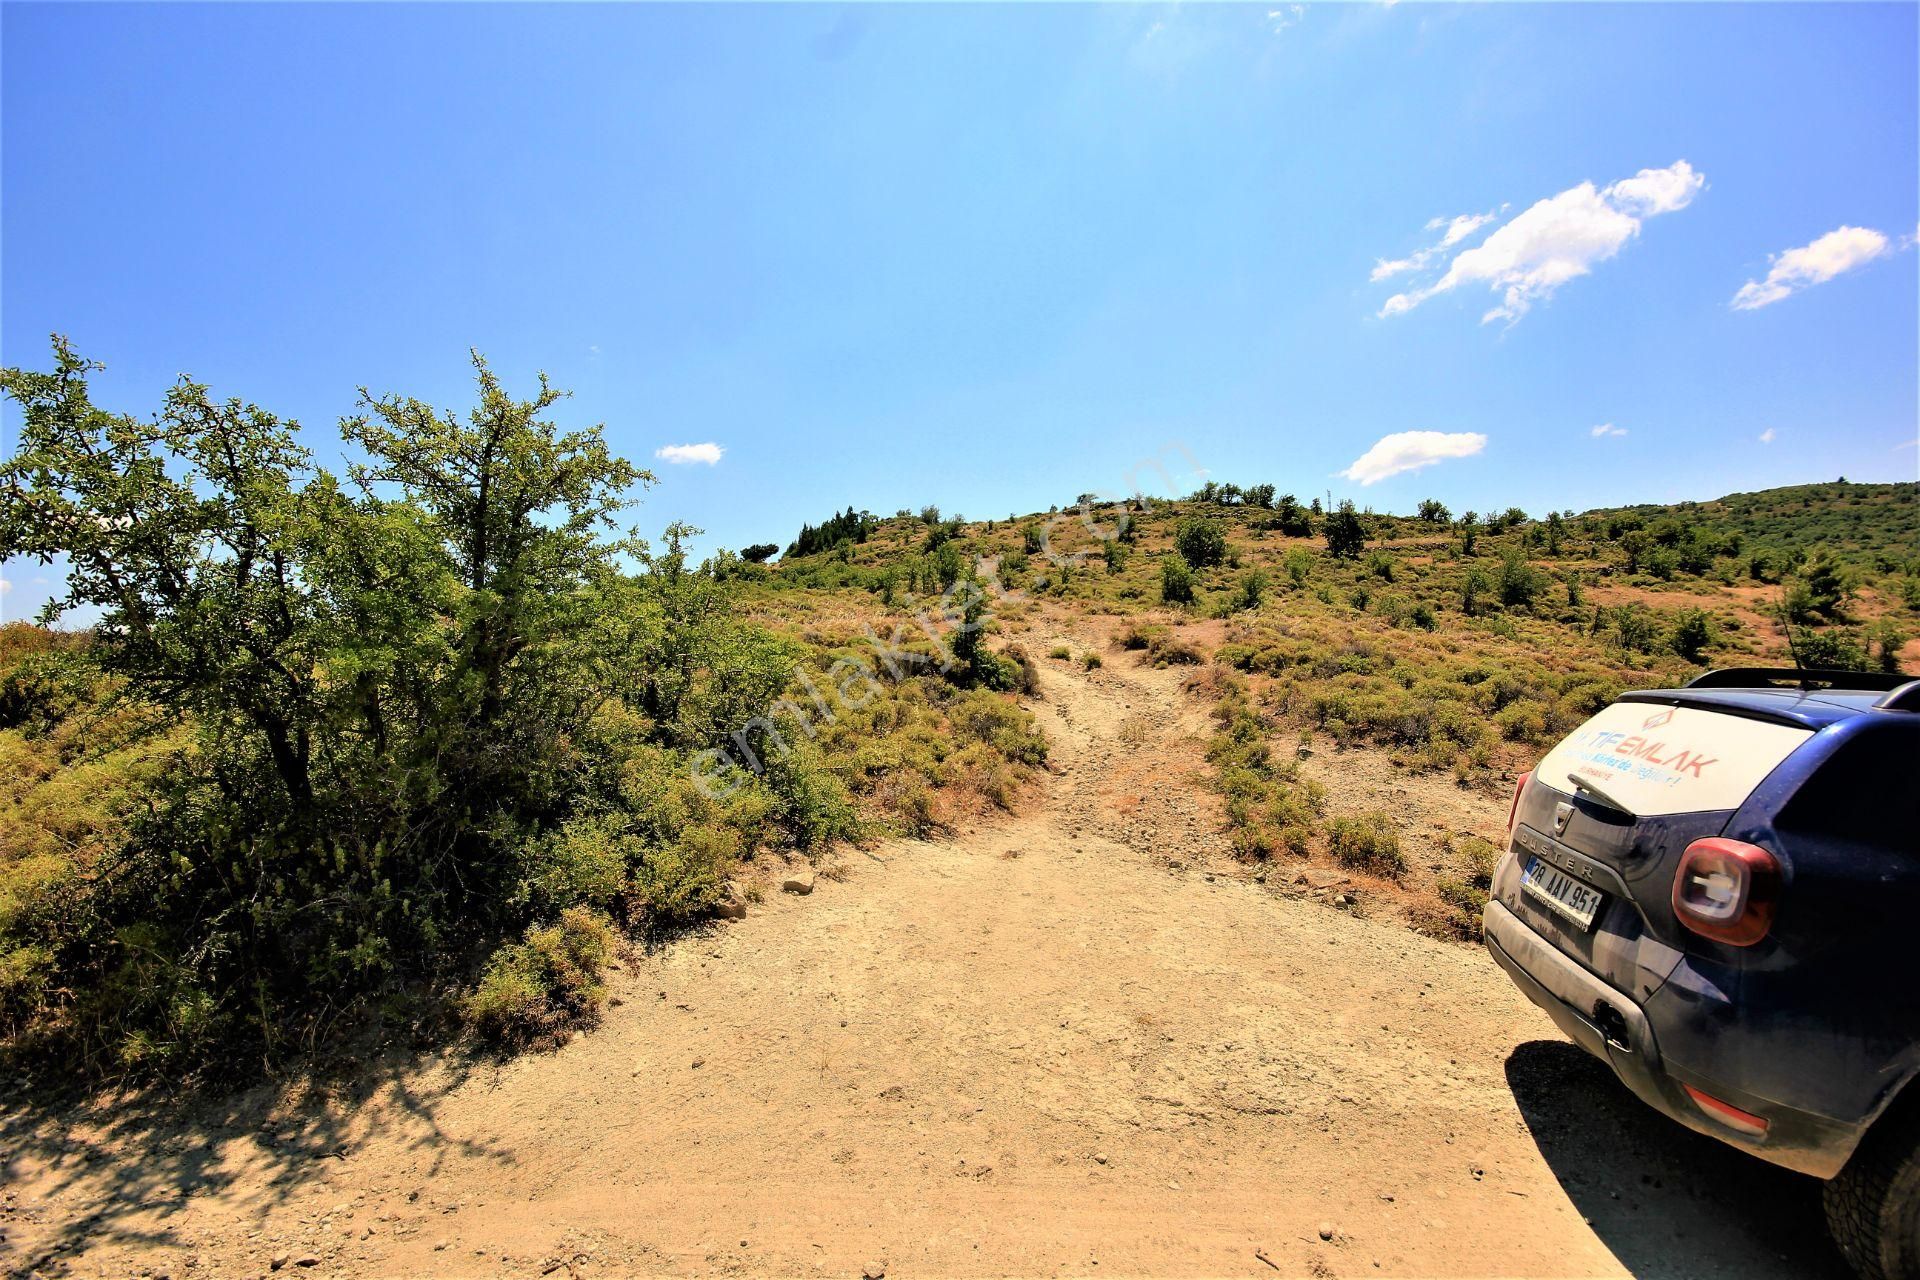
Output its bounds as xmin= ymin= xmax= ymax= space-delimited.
xmin=1570 ymin=775 xmax=1633 ymax=815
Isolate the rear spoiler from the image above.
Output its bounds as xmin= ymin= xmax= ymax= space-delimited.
xmin=1685 ymin=667 xmax=1920 ymax=711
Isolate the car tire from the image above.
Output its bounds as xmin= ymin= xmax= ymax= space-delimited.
xmin=1826 ymin=1099 xmax=1920 ymax=1280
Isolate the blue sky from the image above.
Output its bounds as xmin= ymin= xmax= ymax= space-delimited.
xmin=4 ymin=2 xmax=1917 ymax=622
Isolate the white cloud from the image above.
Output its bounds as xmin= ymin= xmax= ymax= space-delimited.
xmin=1266 ymin=5 xmax=1304 ymax=35
xmin=1604 ymin=162 xmax=1707 ymax=216
xmin=1758 ymin=428 xmax=1776 ymax=444
xmin=1731 ymin=225 xmax=1891 ymax=311
xmin=1376 ymin=161 xmax=1704 ymax=325
xmin=1371 ymin=210 xmax=1499 ymax=282
xmin=1591 ymin=423 xmax=1628 ymax=439
xmin=1430 ymin=210 xmax=1500 ymax=247
xmin=1338 ymin=430 xmax=1487 ymax=486
xmin=655 ymin=442 xmax=724 ymax=466
xmin=0 ymin=578 xmax=11 ymax=596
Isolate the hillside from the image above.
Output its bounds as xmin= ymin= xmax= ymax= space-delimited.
xmin=743 ymin=479 xmax=1916 ymax=937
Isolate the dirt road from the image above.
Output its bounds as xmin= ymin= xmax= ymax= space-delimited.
xmin=3 ymin=624 xmax=1849 ymax=1279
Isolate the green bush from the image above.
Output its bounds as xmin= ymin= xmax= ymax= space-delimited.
xmin=1327 ymin=812 xmax=1405 ymax=877
xmin=1173 ymin=516 xmax=1227 ymax=569
xmin=633 ymin=827 xmax=739 ymax=923
xmin=1160 ymin=557 xmax=1196 ymax=604
xmin=463 ymin=907 xmax=616 ymax=1049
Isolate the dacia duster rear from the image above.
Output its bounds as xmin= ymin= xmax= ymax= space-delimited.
xmin=1485 ymin=668 xmax=1920 ymax=1279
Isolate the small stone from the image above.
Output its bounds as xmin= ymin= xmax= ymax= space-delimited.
xmin=433 ymin=1241 xmax=449 ymax=1252
xmin=1092 ymin=1152 xmax=1108 ymax=1165
xmin=863 ymin=1263 xmax=887 ymax=1280
xmin=782 ymin=869 xmax=816 ymax=895
xmin=294 ymin=1257 xmax=321 ymax=1269
xmin=270 ymin=1254 xmax=291 ymax=1272
xmin=1318 ymin=1223 xmax=1334 ymax=1241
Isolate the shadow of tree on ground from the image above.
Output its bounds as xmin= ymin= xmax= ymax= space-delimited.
xmin=1 ymin=1047 xmax=511 ymax=1277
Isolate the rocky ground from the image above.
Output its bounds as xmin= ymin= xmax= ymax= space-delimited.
xmin=1 ymin=616 xmax=1850 ymax=1279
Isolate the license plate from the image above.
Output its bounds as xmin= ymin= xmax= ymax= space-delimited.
xmin=1521 ymin=856 xmax=1605 ymax=931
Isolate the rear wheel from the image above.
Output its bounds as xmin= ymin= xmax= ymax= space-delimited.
xmin=1826 ymin=1101 xmax=1920 ymax=1280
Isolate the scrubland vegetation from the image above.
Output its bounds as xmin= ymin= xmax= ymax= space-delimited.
xmin=5 ymin=335 xmax=1912 ymax=1081
xmin=757 ymin=475 xmax=1916 ymax=941
xmin=0 ymin=342 xmax=1045 ymax=1079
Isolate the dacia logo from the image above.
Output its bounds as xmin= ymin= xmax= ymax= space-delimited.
xmin=1642 ymin=707 xmax=1675 ymax=730
xmin=1553 ymin=801 xmax=1574 ymax=835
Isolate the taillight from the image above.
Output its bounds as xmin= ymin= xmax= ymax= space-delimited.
xmin=1671 ymin=838 xmax=1780 ymax=946
xmin=1506 ymin=770 xmax=1532 ymax=839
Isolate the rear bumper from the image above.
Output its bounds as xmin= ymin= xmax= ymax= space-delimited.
xmin=1485 ymin=899 xmax=1860 ymax=1178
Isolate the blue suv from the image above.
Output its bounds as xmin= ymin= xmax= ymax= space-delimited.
xmin=1485 ymin=668 xmax=1920 ymax=1280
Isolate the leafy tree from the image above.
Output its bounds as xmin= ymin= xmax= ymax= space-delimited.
xmin=1273 ymin=494 xmax=1313 ymax=537
xmin=1244 ymin=483 xmax=1276 ymax=510
xmin=1174 ymin=516 xmax=1227 ymax=568
xmin=1460 ymin=569 xmax=1489 ymax=617
xmin=787 ymin=507 xmax=876 ymax=558
xmin=740 ymin=543 xmax=778 ymax=564
xmin=1322 ymin=500 xmax=1367 ymax=560
xmin=1417 ymin=499 xmax=1451 ymax=525
xmin=1458 ymin=511 xmax=1479 ymax=557
xmin=1668 ymin=609 xmax=1713 ymax=663
xmin=1802 ymin=552 xmax=1853 ymax=619
xmin=1497 ymin=550 xmax=1548 ymax=608
xmin=0 ymin=340 xmax=670 ymax=1068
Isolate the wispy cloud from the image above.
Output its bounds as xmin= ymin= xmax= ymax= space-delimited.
xmin=1758 ymin=428 xmax=1777 ymax=444
xmin=1338 ymin=430 xmax=1487 ymax=486
xmin=1590 ymin=423 xmax=1628 ymax=439
xmin=1375 ymin=161 xmax=1704 ymax=325
xmin=0 ymin=578 xmax=11 ymax=596
xmin=1266 ymin=5 xmax=1305 ymax=35
xmin=1731 ymin=225 xmax=1892 ymax=311
xmin=656 ymin=442 xmax=724 ymax=466
xmin=1370 ymin=209 xmax=1500 ymax=282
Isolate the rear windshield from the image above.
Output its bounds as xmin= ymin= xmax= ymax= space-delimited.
xmin=1533 ymin=701 xmax=1812 ymax=817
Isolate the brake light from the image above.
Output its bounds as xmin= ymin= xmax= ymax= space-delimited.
xmin=1506 ymin=770 xmax=1532 ymax=839
xmin=1671 ymin=838 xmax=1780 ymax=946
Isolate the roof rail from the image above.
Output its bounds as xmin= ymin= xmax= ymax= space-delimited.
xmin=1684 ymin=667 xmax=1912 ymax=693
xmin=1877 ymin=680 xmax=1920 ymax=712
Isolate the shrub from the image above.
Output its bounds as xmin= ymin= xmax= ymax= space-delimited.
xmin=464 ymin=907 xmax=617 ymax=1049
xmin=1173 ymin=517 xmax=1228 ymax=569
xmin=632 ymin=826 xmax=739 ymax=923
xmin=1227 ymin=570 xmax=1267 ymax=614
xmin=1668 ymin=609 xmax=1713 ymax=663
xmin=1498 ymin=551 xmax=1548 ymax=609
xmin=765 ymin=748 xmax=861 ymax=850
xmin=1160 ymin=557 xmax=1196 ymax=604
xmin=1048 ymin=645 xmax=1072 ymax=660
xmin=1327 ymin=812 xmax=1405 ymax=877
xmin=1323 ymin=501 xmax=1367 ymax=559
xmin=1081 ymin=652 xmax=1103 ymax=670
